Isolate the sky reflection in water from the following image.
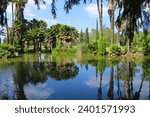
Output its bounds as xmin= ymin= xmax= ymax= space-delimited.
xmin=0 ymin=54 xmax=150 ymax=100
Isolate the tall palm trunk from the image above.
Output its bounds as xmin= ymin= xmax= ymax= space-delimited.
xmin=10 ymin=2 xmax=14 ymax=45
xmin=117 ymin=27 xmax=120 ymax=46
xmin=109 ymin=9 xmax=115 ymax=44
xmin=97 ymin=0 xmax=103 ymax=36
xmin=97 ymin=0 xmax=101 ymax=30
xmin=15 ymin=3 xmax=25 ymax=20
xmin=15 ymin=1 xmax=26 ymax=52
xmin=108 ymin=0 xmax=117 ymax=44
xmin=5 ymin=9 xmax=9 ymax=44
xmin=100 ymin=0 xmax=103 ymax=36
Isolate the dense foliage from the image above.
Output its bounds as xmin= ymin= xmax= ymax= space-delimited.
xmin=0 ymin=43 xmax=19 ymax=58
xmin=0 ymin=0 xmax=150 ymax=58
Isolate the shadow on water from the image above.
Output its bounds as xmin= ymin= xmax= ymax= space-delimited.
xmin=0 ymin=54 xmax=150 ymax=100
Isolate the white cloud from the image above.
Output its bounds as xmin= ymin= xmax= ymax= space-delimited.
xmin=39 ymin=4 xmax=47 ymax=9
xmin=85 ymin=75 xmax=109 ymax=88
xmin=85 ymin=3 xmax=108 ymax=17
xmin=25 ymin=8 xmax=36 ymax=17
xmin=43 ymin=0 xmax=52 ymax=4
xmin=27 ymin=0 xmax=35 ymax=6
xmin=28 ymin=0 xmax=52 ymax=7
xmin=25 ymin=83 xmax=55 ymax=100
xmin=44 ymin=19 xmax=58 ymax=26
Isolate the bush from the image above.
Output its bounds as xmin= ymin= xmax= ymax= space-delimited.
xmin=52 ymin=45 xmax=77 ymax=55
xmin=0 ymin=44 xmax=19 ymax=58
xmin=121 ymin=46 xmax=127 ymax=55
xmin=142 ymin=32 xmax=150 ymax=55
xmin=108 ymin=44 xmax=122 ymax=56
xmin=77 ymin=43 xmax=88 ymax=56
xmin=88 ymin=42 xmax=98 ymax=52
xmin=131 ymin=46 xmax=143 ymax=53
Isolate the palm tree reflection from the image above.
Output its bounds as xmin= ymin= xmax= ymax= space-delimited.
xmin=107 ymin=66 xmax=114 ymax=100
xmin=13 ymin=54 xmax=79 ymax=99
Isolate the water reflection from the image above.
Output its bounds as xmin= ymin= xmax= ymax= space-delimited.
xmin=0 ymin=54 xmax=150 ymax=100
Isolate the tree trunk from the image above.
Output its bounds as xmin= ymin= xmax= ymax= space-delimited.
xmin=10 ymin=3 xmax=14 ymax=45
xmin=4 ymin=0 xmax=9 ymax=44
xmin=15 ymin=3 xmax=24 ymax=20
xmin=100 ymin=0 xmax=103 ymax=36
xmin=15 ymin=2 xmax=25 ymax=52
xmin=39 ymin=42 xmax=42 ymax=51
xmin=117 ymin=28 xmax=120 ymax=46
xmin=97 ymin=0 xmax=103 ymax=36
xmin=111 ymin=10 xmax=115 ymax=44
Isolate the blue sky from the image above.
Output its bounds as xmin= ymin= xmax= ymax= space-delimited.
xmin=6 ymin=0 xmax=112 ymax=32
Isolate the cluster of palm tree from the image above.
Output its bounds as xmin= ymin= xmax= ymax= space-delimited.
xmin=12 ymin=19 xmax=78 ymax=52
xmin=44 ymin=24 xmax=78 ymax=52
xmin=0 ymin=0 xmax=150 ymax=54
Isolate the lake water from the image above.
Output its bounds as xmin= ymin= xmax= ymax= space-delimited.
xmin=0 ymin=54 xmax=150 ymax=100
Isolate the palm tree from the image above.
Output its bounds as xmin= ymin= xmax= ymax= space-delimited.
xmin=5 ymin=7 xmax=10 ymax=44
xmin=108 ymin=0 xmax=117 ymax=44
xmin=0 ymin=0 xmax=8 ymax=26
xmin=15 ymin=0 xmax=27 ymax=20
xmin=10 ymin=0 xmax=15 ymax=45
xmin=96 ymin=0 xmax=103 ymax=36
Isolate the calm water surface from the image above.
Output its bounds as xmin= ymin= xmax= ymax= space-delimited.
xmin=0 ymin=54 xmax=150 ymax=100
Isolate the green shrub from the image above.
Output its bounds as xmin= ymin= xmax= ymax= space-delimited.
xmin=0 ymin=44 xmax=19 ymax=58
xmin=121 ymin=46 xmax=127 ymax=55
xmin=131 ymin=46 xmax=143 ymax=53
xmin=52 ymin=45 xmax=77 ymax=55
xmin=108 ymin=44 xmax=122 ymax=56
xmin=77 ymin=43 xmax=88 ymax=56
xmin=142 ymin=32 xmax=150 ymax=55
xmin=88 ymin=42 xmax=98 ymax=52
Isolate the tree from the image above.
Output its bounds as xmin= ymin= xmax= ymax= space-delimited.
xmin=0 ymin=0 xmax=9 ymax=26
xmin=44 ymin=24 xmax=78 ymax=51
xmin=23 ymin=19 xmax=47 ymax=52
xmin=10 ymin=1 xmax=15 ymax=45
xmin=98 ymin=36 xmax=106 ymax=55
xmin=96 ymin=19 xmax=99 ymax=43
xmin=85 ymin=27 xmax=89 ymax=44
xmin=14 ymin=0 xmax=27 ymax=20
xmin=44 ymin=24 xmax=61 ymax=51
xmin=4 ymin=2 xmax=9 ymax=44
xmin=58 ymin=25 xmax=78 ymax=47
xmin=103 ymin=27 xmax=111 ymax=46
xmin=142 ymin=31 xmax=150 ymax=55
xmin=97 ymin=0 xmax=103 ymax=36
xmin=108 ymin=0 xmax=117 ymax=44
xmin=79 ymin=30 xmax=84 ymax=43
xmin=13 ymin=19 xmax=28 ymax=52
xmin=116 ymin=0 xmax=150 ymax=52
